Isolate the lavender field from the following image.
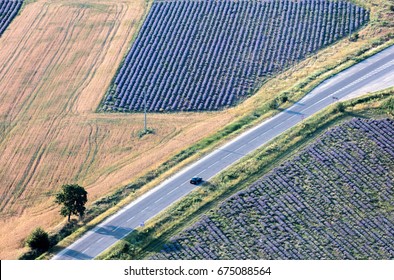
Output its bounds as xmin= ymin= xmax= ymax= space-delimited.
xmin=151 ymin=118 xmax=394 ymax=260
xmin=103 ymin=0 xmax=369 ymax=112
xmin=0 ymin=0 xmax=22 ymax=36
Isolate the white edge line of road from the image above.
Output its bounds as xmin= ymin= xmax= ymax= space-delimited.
xmin=299 ymin=59 xmax=394 ymax=115
xmin=301 ymin=44 xmax=394 ymax=102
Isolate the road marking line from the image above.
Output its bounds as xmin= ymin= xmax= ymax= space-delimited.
xmin=168 ymin=186 xmax=179 ymax=194
xmin=127 ymin=216 xmax=135 ymax=222
xmin=249 ymin=129 xmax=271 ymax=143
xmin=112 ymin=226 xmax=120 ymax=232
xmin=234 ymin=144 xmax=245 ymax=152
xmin=222 ymin=153 xmax=231 ymax=160
xmin=287 ymin=115 xmax=296 ymax=121
xmin=249 ymin=136 xmax=259 ymax=143
xmin=154 ymin=197 xmax=163 ymax=203
xmin=141 ymin=207 xmax=148 ymax=213
xmin=298 ymin=60 xmax=394 ymax=115
xmin=207 ymin=161 xmax=219 ymax=169
xmin=82 ymin=247 xmax=90 ymax=254
xmin=95 ymin=237 xmax=104 ymax=244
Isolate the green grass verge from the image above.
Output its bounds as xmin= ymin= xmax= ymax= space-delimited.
xmin=98 ymin=88 xmax=394 ymax=260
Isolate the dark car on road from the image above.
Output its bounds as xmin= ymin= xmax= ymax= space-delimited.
xmin=190 ymin=176 xmax=203 ymax=185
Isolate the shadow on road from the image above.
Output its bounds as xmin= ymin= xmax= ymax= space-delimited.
xmin=277 ymin=108 xmax=303 ymax=115
xmin=93 ymin=225 xmax=133 ymax=240
xmin=53 ymin=248 xmax=93 ymax=260
xmin=287 ymin=99 xmax=305 ymax=106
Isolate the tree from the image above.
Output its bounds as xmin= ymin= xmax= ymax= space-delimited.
xmin=26 ymin=227 xmax=50 ymax=253
xmin=334 ymin=102 xmax=345 ymax=113
xmin=55 ymin=184 xmax=87 ymax=222
xmin=279 ymin=94 xmax=288 ymax=104
xmin=268 ymin=99 xmax=278 ymax=110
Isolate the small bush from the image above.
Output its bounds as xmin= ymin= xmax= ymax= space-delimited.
xmin=382 ymin=97 xmax=394 ymax=116
xmin=268 ymin=99 xmax=278 ymax=110
xmin=138 ymin=128 xmax=155 ymax=138
xmin=349 ymin=33 xmax=360 ymax=42
xmin=25 ymin=227 xmax=50 ymax=253
xmin=334 ymin=102 xmax=346 ymax=113
xmin=279 ymin=94 xmax=289 ymax=104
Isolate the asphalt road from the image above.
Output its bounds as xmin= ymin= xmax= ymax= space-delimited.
xmin=53 ymin=44 xmax=394 ymax=260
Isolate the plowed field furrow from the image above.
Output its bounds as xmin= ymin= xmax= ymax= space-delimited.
xmin=69 ymin=3 xmax=127 ymax=114
xmin=0 ymin=4 xmax=49 ymax=81
xmin=0 ymin=4 xmax=50 ymax=133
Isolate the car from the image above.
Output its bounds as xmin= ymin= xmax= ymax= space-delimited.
xmin=190 ymin=176 xmax=203 ymax=185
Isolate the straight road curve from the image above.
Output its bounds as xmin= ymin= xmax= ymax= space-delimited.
xmin=53 ymin=44 xmax=394 ymax=260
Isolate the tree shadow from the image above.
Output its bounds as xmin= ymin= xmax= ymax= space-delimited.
xmin=344 ymin=111 xmax=369 ymax=119
xmin=286 ymin=99 xmax=306 ymax=106
xmin=51 ymin=247 xmax=93 ymax=260
xmin=50 ymin=225 xmax=134 ymax=259
xmin=92 ymin=225 xmax=134 ymax=240
xmin=277 ymin=107 xmax=304 ymax=115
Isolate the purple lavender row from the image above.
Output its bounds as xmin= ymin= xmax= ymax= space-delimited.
xmin=151 ymin=118 xmax=394 ymax=260
xmin=0 ymin=0 xmax=23 ymax=36
xmin=103 ymin=0 xmax=369 ymax=112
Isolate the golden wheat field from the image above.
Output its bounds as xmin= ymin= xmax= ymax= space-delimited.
xmin=0 ymin=0 xmax=391 ymax=259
